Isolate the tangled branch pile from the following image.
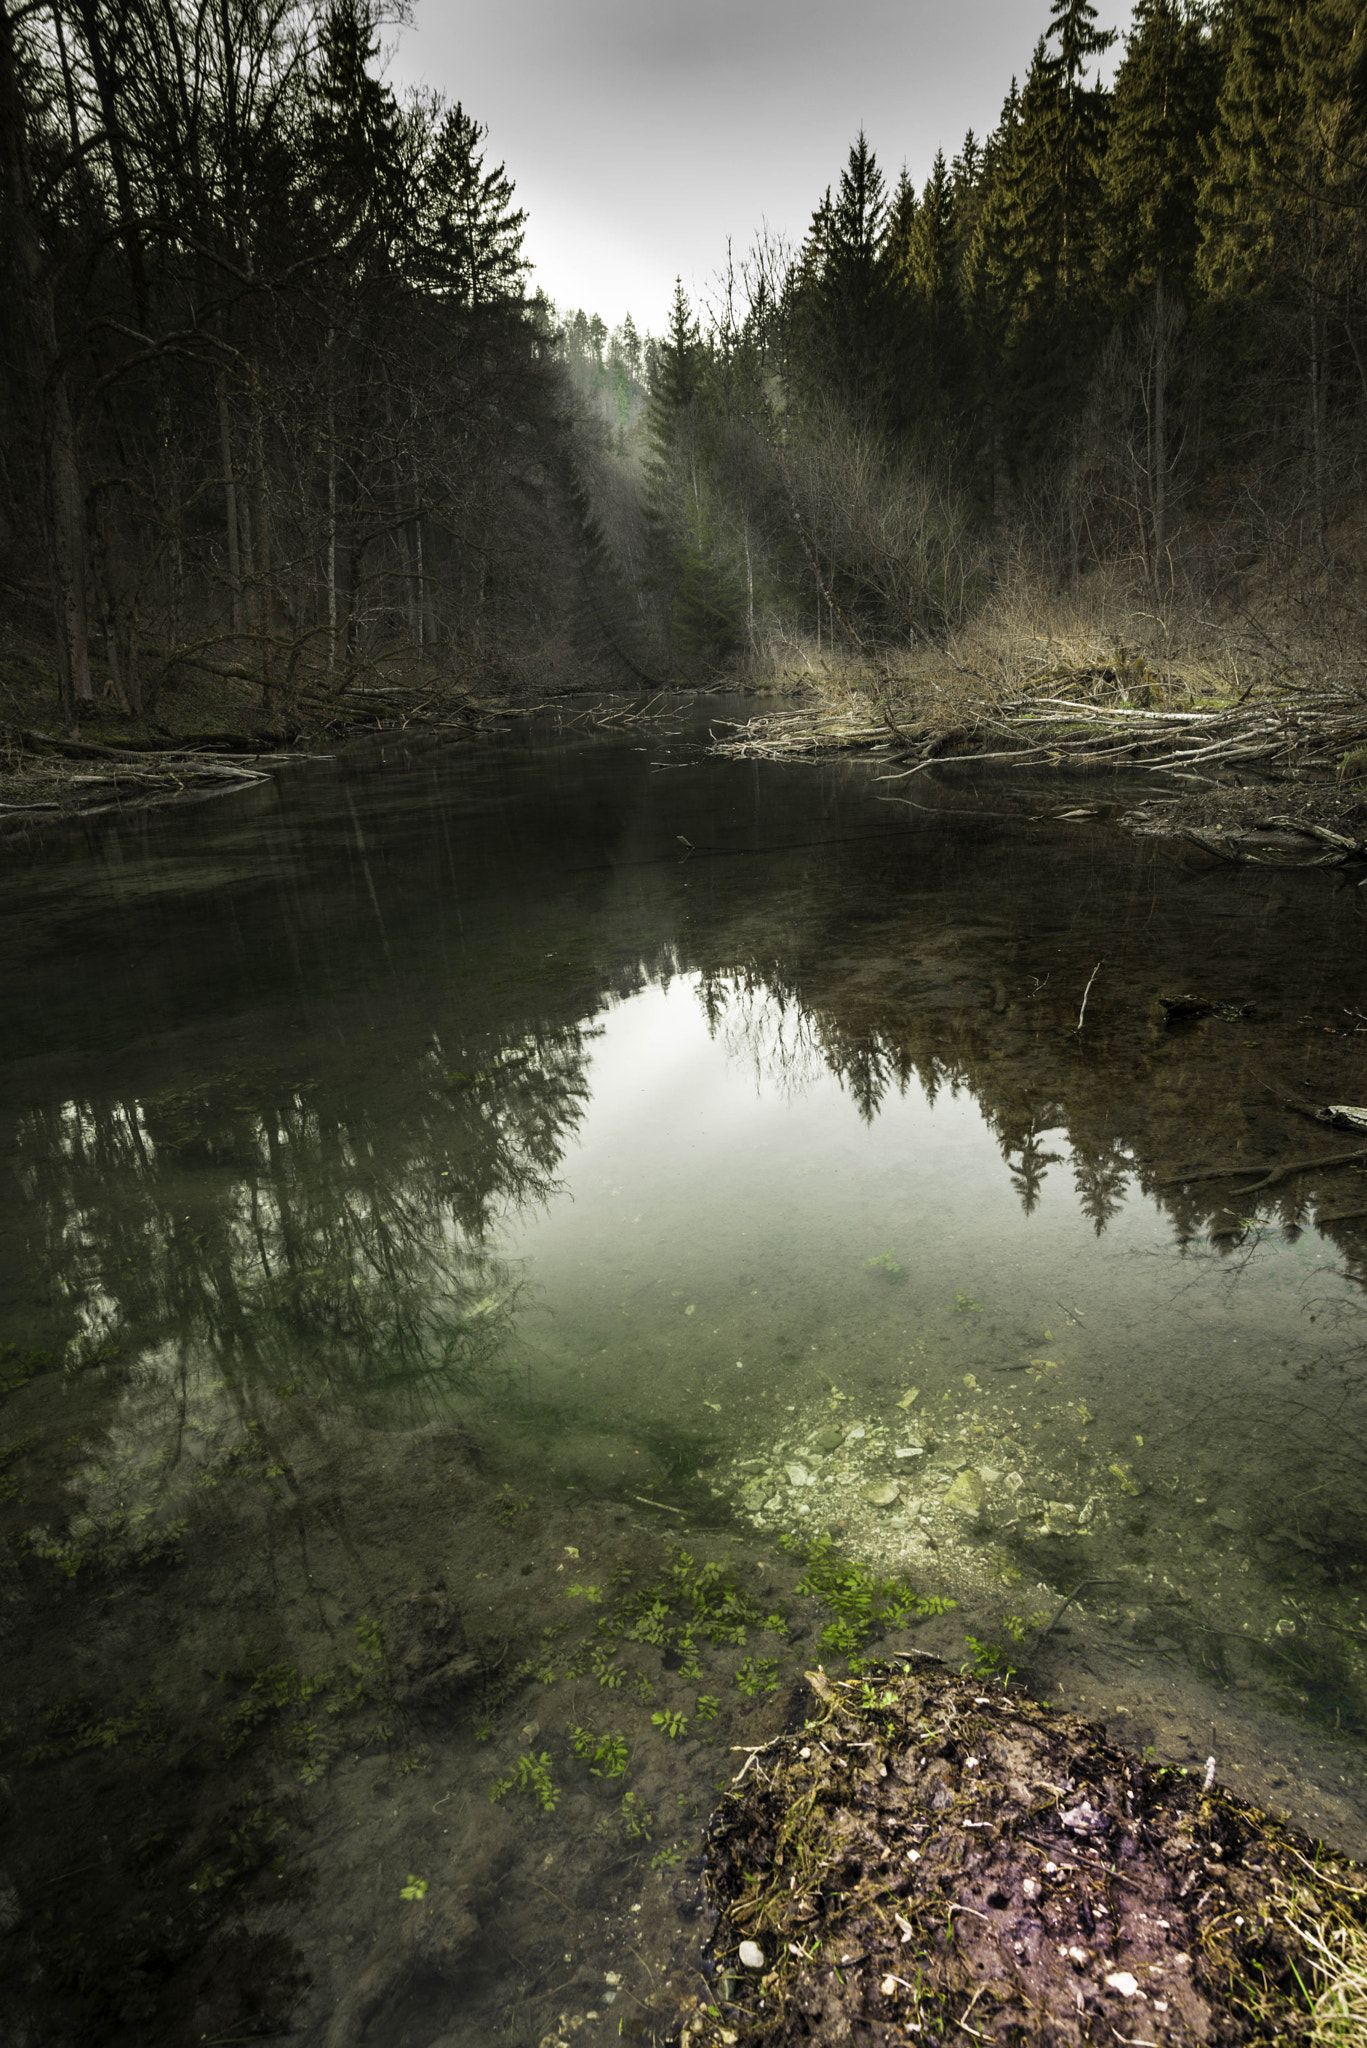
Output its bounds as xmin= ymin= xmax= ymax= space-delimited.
xmin=686 ymin=1657 xmax=1367 ymax=2047
xmin=0 ymin=726 xmax=293 ymax=819
xmin=710 ymin=664 xmax=1367 ymax=791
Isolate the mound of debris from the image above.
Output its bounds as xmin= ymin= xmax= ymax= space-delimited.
xmin=686 ymin=1655 xmax=1367 ymax=2046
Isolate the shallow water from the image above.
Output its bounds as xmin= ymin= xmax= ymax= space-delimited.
xmin=2 ymin=701 xmax=1366 ymax=2046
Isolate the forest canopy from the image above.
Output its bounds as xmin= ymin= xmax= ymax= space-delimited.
xmin=2 ymin=0 xmax=1365 ymax=730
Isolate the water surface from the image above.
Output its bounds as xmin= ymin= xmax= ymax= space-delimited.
xmin=2 ymin=702 xmax=1366 ymax=2046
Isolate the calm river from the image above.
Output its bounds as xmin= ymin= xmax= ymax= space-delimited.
xmin=2 ymin=698 xmax=1365 ymax=2046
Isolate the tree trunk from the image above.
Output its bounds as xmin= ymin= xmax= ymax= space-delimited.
xmin=0 ymin=0 xmax=91 ymax=729
xmin=1309 ymin=288 xmax=1328 ymax=564
xmin=1152 ymin=267 xmax=1167 ymax=592
xmin=217 ymin=370 xmax=242 ymax=632
xmin=326 ymin=329 xmax=338 ymax=676
xmin=249 ymin=357 xmax=272 ymax=704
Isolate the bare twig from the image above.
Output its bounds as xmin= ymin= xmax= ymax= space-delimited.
xmin=1074 ymin=961 xmax=1104 ymax=1036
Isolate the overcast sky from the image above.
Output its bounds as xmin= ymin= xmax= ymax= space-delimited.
xmin=388 ymin=0 xmax=1130 ymax=338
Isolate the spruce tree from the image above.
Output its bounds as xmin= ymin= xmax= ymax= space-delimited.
xmin=1198 ymin=0 xmax=1366 ymax=553
xmin=1101 ymin=1 xmax=1222 ymax=580
xmin=795 ymin=133 xmax=893 ymax=418
xmin=417 ymin=101 xmax=528 ymax=305
xmin=308 ymin=0 xmax=407 ymax=265
xmin=909 ymin=150 xmax=961 ymax=359
xmin=1104 ymin=1 xmax=1221 ymax=295
xmin=979 ymin=4 xmax=1115 ymax=569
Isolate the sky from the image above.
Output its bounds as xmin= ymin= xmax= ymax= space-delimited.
xmin=388 ymin=0 xmax=1131 ymax=340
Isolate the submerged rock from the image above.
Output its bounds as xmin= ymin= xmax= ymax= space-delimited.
xmin=864 ymin=1482 xmax=901 ymax=1509
xmin=387 ymin=1588 xmax=477 ymax=1716
xmin=943 ymin=1468 xmax=986 ymax=1518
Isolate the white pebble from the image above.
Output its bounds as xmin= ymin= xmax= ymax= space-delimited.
xmin=738 ymin=1939 xmax=766 ymax=1970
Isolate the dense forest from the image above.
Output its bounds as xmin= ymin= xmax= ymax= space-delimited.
xmin=630 ymin=0 xmax=1367 ymax=686
xmin=2 ymin=0 xmax=1365 ymax=733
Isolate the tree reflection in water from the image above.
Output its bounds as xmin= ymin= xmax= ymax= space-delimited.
xmin=10 ymin=1021 xmax=600 ymax=1557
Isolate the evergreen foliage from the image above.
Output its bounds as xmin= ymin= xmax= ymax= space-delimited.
xmin=8 ymin=0 xmax=1367 ymax=710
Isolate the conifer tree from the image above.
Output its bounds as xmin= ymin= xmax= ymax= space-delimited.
xmin=418 ymin=101 xmax=528 ymax=305
xmin=909 ymin=150 xmax=962 ymax=362
xmin=982 ymin=4 xmax=1115 ymax=571
xmin=643 ymin=280 xmax=742 ymax=669
xmin=1199 ymin=0 xmax=1367 ymax=553
xmin=796 ymin=133 xmax=893 ymax=417
xmin=1197 ymin=0 xmax=1297 ymax=299
xmin=1104 ymin=1 xmax=1220 ymax=294
xmin=308 ymin=0 xmax=407 ymax=264
xmin=1101 ymin=1 xmax=1222 ymax=579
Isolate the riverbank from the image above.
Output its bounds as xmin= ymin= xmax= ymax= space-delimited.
xmin=713 ymin=573 xmax=1367 ymax=852
xmin=690 ymin=1657 xmax=1367 ymax=2048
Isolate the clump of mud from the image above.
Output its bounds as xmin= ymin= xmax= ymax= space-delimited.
xmin=686 ymin=1654 xmax=1367 ymax=2046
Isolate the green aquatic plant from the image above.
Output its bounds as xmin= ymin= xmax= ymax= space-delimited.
xmin=568 ymin=1725 xmax=629 ymax=1778
xmin=400 ymin=1875 xmax=429 ymax=1901
xmin=566 ymin=1582 xmax=602 ymax=1603
xmin=784 ymin=1533 xmax=954 ymax=1661
xmin=590 ymin=1645 xmax=624 ymax=1689
xmin=489 ymin=1750 xmax=558 ymax=1813
xmin=963 ymin=1610 xmax=1044 ymax=1684
xmin=188 ymin=1799 xmax=290 ymax=1895
xmin=495 ymin=1487 xmax=532 ymax=1527
xmin=694 ymin=1693 xmax=720 ymax=1722
xmin=735 ymin=1655 xmax=779 ymax=1699
xmin=865 ymin=1251 xmax=902 ymax=1277
xmin=650 ymin=1843 xmax=684 ymax=1869
xmin=20 ymin=1505 xmax=190 ymax=1581
xmin=619 ymin=1791 xmax=654 ymax=1840
xmin=652 ymin=1708 xmax=688 ymax=1740
xmin=953 ymin=1293 xmax=982 ymax=1313
xmin=23 ymin=1687 xmax=167 ymax=1767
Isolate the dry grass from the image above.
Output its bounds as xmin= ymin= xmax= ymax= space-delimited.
xmin=716 ymin=562 xmax=1367 ymax=790
xmin=1282 ymin=1908 xmax=1367 ymax=2046
xmin=744 ymin=556 xmax=1367 ymax=732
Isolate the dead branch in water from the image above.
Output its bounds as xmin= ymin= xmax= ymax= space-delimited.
xmin=709 ymin=662 xmax=1367 ymax=785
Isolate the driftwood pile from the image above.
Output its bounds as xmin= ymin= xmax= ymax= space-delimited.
xmin=709 ymin=668 xmax=1367 ymax=792
xmin=0 ymin=724 xmax=304 ymax=816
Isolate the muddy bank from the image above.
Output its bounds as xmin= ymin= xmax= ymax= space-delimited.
xmin=687 ymin=1657 xmax=1367 ymax=2047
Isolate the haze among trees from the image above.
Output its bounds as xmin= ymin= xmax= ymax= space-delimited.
xmin=2 ymin=0 xmax=1366 ymax=734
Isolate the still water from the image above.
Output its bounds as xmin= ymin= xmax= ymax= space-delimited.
xmin=2 ymin=700 xmax=1366 ymax=2046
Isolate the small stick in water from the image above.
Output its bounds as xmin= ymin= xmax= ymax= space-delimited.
xmin=1073 ymin=959 xmax=1104 ymax=1035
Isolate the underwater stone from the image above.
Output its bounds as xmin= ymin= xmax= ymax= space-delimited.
xmin=813 ymin=1426 xmax=845 ymax=1454
xmin=786 ymin=1462 xmax=812 ymax=1487
xmin=944 ymin=1469 xmax=986 ymax=1518
xmin=738 ymin=1940 xmax=766 ymax=1971
xmin=894 ymin=1445 xmax=924 ymax=1460
xmin=865 ymin=1483 xmax=901 ymax=1509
